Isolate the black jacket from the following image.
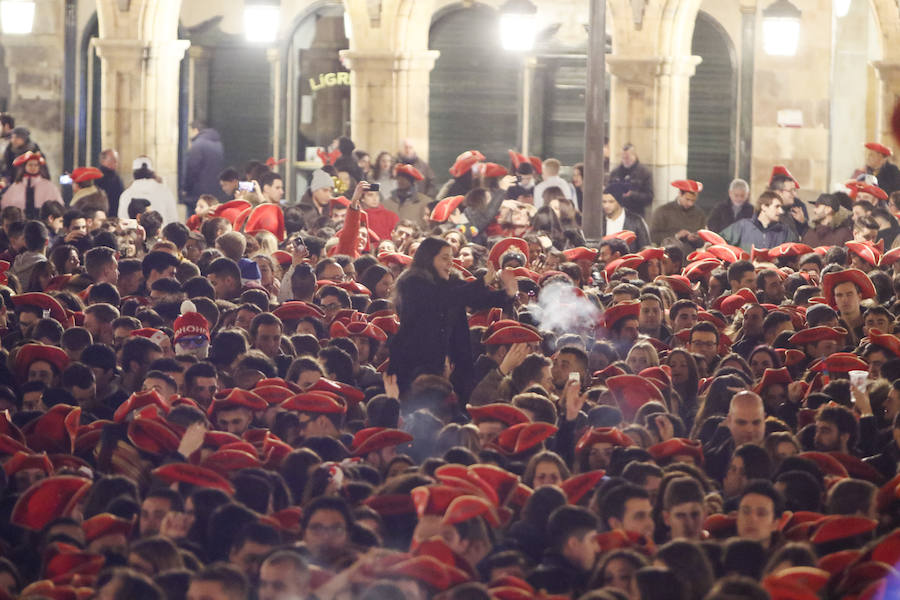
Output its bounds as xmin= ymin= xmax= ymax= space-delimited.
xmin=388 ymin=269 xmax=510 ymax=401
xmin=97 ymin=166 xmax=125 ymax=218
xmin=599 ymin=209 xmax=652 ymax=251
xmin=528 ymin=551 xmax=591 ymax=597
xmin=182 ymin=128 xmax=225 ymax=202
xmin=707 ymin=200 xmax=754 ymax=233
xmin=608 ymin=160 xmax=654 ymax=216
xmin=872 ymin=161 xmax=900 ymax=196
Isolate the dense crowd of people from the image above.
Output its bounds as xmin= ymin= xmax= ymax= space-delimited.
xmin=0 ymin=118 xmax=899 ymax=600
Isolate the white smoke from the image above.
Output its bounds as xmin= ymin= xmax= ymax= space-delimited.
xmin=533 ymin=281 xmax=602 ymax=338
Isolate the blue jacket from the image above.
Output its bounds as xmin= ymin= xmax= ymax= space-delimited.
xmin=721 ymin=217 xmax=798 ymax=252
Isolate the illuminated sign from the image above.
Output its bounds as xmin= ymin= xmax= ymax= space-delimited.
xmin=309 ymin=72 xmax=350 ymax=92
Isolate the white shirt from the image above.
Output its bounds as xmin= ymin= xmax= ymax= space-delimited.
xmin=533 ymin=175 xmax=577 ymax=209
xmin=118 ymin=178 xmax=179 ymax=225
xmin=605 ymin=209 xmax=626 ymax=235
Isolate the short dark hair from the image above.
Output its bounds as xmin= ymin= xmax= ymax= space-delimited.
xmin=63 ymin=209 xmax=84 ymax=229
xmin=207 ymin=257 xmax=241 ymax=281
xmin=184 ymin=276 xmax=216 ymax=299
xmin=301 ymin=496 xmax=353 ymax=533
xmin=662 ymin=477 xmax=704 ymax=510
xmin=32 ymin=318 xmax=63 ymax=344
xmin=184 ymin=361 xmax=217 ymax=390
xmin=599 ymin=483 xmax=649 ymax=529
xmin=826 ymin=478 xmax=876 ymax=516
xmin=600 ymin=238 xmax=629 ymax=257
xmin=669 ymin=300 xmax=697 ymax=322
xmin=739 ymin=479 xmax=785 ymax=516
xmin=162 ymin=222 xmax=191 ymax=249
xmin=61 ymin=327 xmax=93 ymax=351
xmin=142 ymin=251 xmax=180 ymax=278
xmin=249 ymin=312 xmax=283 ymax=339
xmin=816 ymin=404 xmax=858 ymax=448
xmin=219 ymin=167 xmax=240 ymax=182
xmin=690 ymin=321 xmax=719 ymax=343
xmin=62 ymin=362 xmax=95 ymax=390
xmin=85 ymin=246 xmax=116 ymax=278
xmin=546 ymin=505 xmax=598 ymax=552
xmin=121 ymin=336 xmax=162 ymax=371
xmin=23 ymin=220 xmax=48 ymax=251
xmin=727 ymin=260 xmax=755 ymax=284
xmin=189 ymin=563 xmax=247 ymax=600
xmin=258 ymin=171 xmax=283 ymax=189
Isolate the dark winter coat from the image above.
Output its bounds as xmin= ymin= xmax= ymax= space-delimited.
xmin=707 ymin=200 xmax=755 ymax=234
xmin=600 ymin=209 xmax=652 ymax=251
xmin=388 ymin=268 xmax=510 ymax=400
xmin=182 ymin=128 xmax=225 ymax=203
xmin=97 ymin=166 xmax=125 ymax=218
xmin=608 ymin=160 xmax=654 ymax=216
xmin=721 ymin=216 xmax=798 ymax=252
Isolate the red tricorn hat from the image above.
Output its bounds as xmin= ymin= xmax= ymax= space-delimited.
xmin=13 ymin=292 xmax=70 ymax=325
xmin=865 ymin=328 xmax=900 ymax=358
xmin=827 ymin=451 xmax=885 ymax=483
xmin=560 ymin=470 xmax=605 ymax=504
xmin=440 ymin=494 xmax=500 ymax=528
xmin=44 ymin=549 xmax=105 ymax=583
xmin=697 ymin=229 xmax=726 ymax=245
xmin=655 ymin=275 xmax=694 ymax=296
xmin=809 ymin=515 xmax=877 ymax=545
xmin=810 ymin=352 xmax=868 ymax=373
xmin=816 ymin=549 xmax=860 ymax=575
xmin=870 ymin=529 xmax=900 ymax=566
xmin=879 ymin=246 xmax=900 ymax=268
xmin=378 ymin=252 xmax=412 ymax=267
xmin=395 ymin=164 xmax=424 ymax=181
xmin=788 ymin=326 xmax=847 ymax=346
xmin=308 ymin=377 xmax=365 ymax=404
xmin=207 ymin=388 xmax=267 ymax=417
xmin=483 ymin=325 xmax=541 ymax=345
xmin=449 ymin=150 xmax=485 ymax=178
xmin=127 ymin=418 xmax=180 ymax=456
xmin=202 ymin=448 xmax=262 ymax=473
xmin=753 ymin=367 xmax=793 ymax=395
xmin=704 ymin=513 xmax=738 ymax=539
xmin=11 ymin=475 xmax=92 ymax=530
xmin=82 ymin=513 xmax=133 ymax=543
xmin=771 ymin=165 xmax=800 ymax=188
xmin=606 ymin=374 xmax=665 ymax=421
xmin=3 ymin=450 xmax=54 ymax=477
xmin=385 ymin=555 xmax=460 ymax=592
xmin=280 ymin=391 xmax=346 ymax=414
xmin=682 ymin=258 xmax=722 ymax=281
xmin=272 ymin=301 xmax=325 ymax=321
xmin=360 ymin=493 xmax=416 ymax=518
xmin=70 ymin=167 xmax=103 ymax=184
xmin=493 ymin=422 xmax=558 ymax=456
xmin=865 ymin=141 xmax=893 ymax=156
xmin=489 ymin=237 xmax=530 ymax=269
xmin=430 ymin=195 xmax=464 ymax=223
xmin=252 ymin=385 xmax=294 ymax=406
xmin=648 ymin=438 xmax=704 ymax=465
xmin=563 ymin=246 xmax=600 ymax=262
xmin=865 ymin=184 xmax=890 ymax=201
xmin=604 ymin=229 xmax=637 ymax=245
xmin=330 ymin=320 xmax=387 ymax=342
xmin=467 ymin=403 xmax=531 ymax=426
xmin=481 ymin=162 xmax=508 ymax=178
xmin=770 ymin=242 xmax=814 ymax=257
xmin=12 ymin=150 xmax=45 ymax=167
xmin=244 ymin=203 xmax=285 ymax=241
xmin=213 ymin=199 xmax=252 ymax=224
xmin=411 ymin=484 xmax=468 ymax=517
xmin=671 ymin=179 xmax=703 ymax=193
xmin=351 ymin=427 xmax=413 ymax=456
xmin=575 ymin=427 xmax=633 ymax=453
xmin=594 ymin=529 xmax=657 ymax=556
xmin=707 ymin=244 xmax=749 ymax=264
xmin=821 ymin=269 xmax=876 ymax=306
xmin=846 ymin=241 xmax=881 ymax=266
xmin=113 ymin=389 xmax=169 ymax=423
xmin=22 ymin=404 xmax=80 ymax=454
xmin=151 ymin=463 xmax=234 ymax=495
xmin=637 ymin=247 xmax=666 ymax=262
xmin=602 ymin=300 xmax=640 ymax=330
xmin=369 ymin=315 xmax=399 ymax=336
xmin=797 ymin=451 xmax=850 ymax=478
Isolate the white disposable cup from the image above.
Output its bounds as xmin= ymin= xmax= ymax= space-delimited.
xmin=849 ymin=370 xmax=868 ymax=389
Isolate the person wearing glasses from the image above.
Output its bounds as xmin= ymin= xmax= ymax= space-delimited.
xmin=688 ymin=322 xmax=720 ymax=368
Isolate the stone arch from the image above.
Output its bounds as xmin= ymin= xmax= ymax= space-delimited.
xmin=868 ymin=0 xmax=899 ymax=61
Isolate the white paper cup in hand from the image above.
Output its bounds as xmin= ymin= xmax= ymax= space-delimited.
xmin=849 ymin=370 xmax=868 ymax=390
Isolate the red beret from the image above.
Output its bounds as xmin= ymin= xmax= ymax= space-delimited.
xmin=360 ymin=493 xmax=416 ymax=517
xmin=575 ymin=427 xmax=633 ymax=453
xmin=753 ymin=367 xmax=793 ymax=395
xmin=789 ymin=326 xmax=847 ymax=346
xmin=810 ymin=352 xmax=868 ymax=373
xmin=489 ymin=237 xmax=530 ymax=269
xmin=648 ymin=438 xmax=704 ymax=465
xmin=151 ymin=463 xmax=235 ymax=495
xmin=207 ymin=388 xmax=267 ymax=417
xmin=822 ymin=269 xmax=876 ymax=306
xmin=280 ymin=392 xmax=346 ymax=414
xmin=430 ymin=195 xmax=465 ymax=223
xmin=865 ymin=141 xmax=893 ymax=156
xmin=563 ymin=246 xmax=599 ymax=262
xmin=809 ymin=515 xmax=877 ymax=544
xmin=467 ymin=403 xmax=531 ymax=426
xmin=70 ymin=167 xmax=103 ymax=184
xmin=602 ymin=300 xmax=640 ymax=330
xmin=492 ymin=422 xmax=557 ymax=456
xmin=11 ymin=475 xmax=92 ymax=530
xmin=770 ymin=165 xmax=800 ymax=188
xmin=15 ymin=343 xmax=71 ymax=386
xmin=671 ymin=179 xmax=703 ymax=193
xmin=3 ymin=450 xmax=54 ymax=477
xmin=606 ymin=374 xmax=665 ymax=421
xmin=377 ymin=252 xmax=412 ymax=267
xmin=82 ymin=513 xmax=133 ymax=543
xmin=351 ymin=427 xmax=413 ymax=456
xmin=560 ymin=470 xmax=605 ymax=504
xmin=449 ymin=150 xmax=485 ymax=178
xmin=827 ymin=451 xmax=885 ymax=484
xmin=603 ymin=254 xmax=644 ymax=277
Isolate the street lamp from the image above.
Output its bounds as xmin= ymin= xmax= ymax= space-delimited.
xmin=0 ymin=0 xmax=34 ymax=35
xmin=499 ymin=0 xmax=538 ymax=52
xmin=244 ymin=0 xmax=280 ymax=44
xmin=834 ymin=0 xmax=851 ymax=18
xmin=762 ymin=0 xmax=802 ymax=56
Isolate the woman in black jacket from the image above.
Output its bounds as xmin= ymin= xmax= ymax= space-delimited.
xmin=389 ymin=236 xmax=516 ymax=401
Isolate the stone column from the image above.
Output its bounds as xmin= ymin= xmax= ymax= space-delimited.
xmin=873 ymin=61 xmax=900 ymax=155
xmin=187 ymin=46 xmax=211 ymax=125
xmin=339 ymin=49 xmax=439 ymax=159
xmin=145 ymin=39 xmax=190 ymax=198
xmin=607 ymin=54 xmax=701 ymax=210
xmin=267 ymin=48 xmax=282 ymax=165
xmin=94 ymin=39 xmax=147 ymax=171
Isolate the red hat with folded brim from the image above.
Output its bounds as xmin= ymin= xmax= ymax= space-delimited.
xmin=683 ymin=259 xmax=722 ymax=280
xmin=560 ymin=470 xmax=606 ymax=504
xmin=697 ymin=229 xmax=726 ymax=245
xmin=606 ymin=374 xmax=665 ymax=421
xmin=3 ymin=450 xmax=54 ymax=476
xmin=483 ymin=325 xmax=542 ymax=345
xmin=489 ymin=237 xmax=530 ymax=269
xmin=207 ymin=388 xmax=267 ymax=417
xmin=71 ymin=167 xmax=103 ymax=184
xmin=13 ymin=293 xmax=70 ymax=325
xmin=809 ymin=515 xmax=877 ymax=544
xmin=770 ymin=165 xmax=800 ymax=188
xmin=789 ymin=326 xmax=848 ymax=346
xmin=213 ymin=199 xmax=253 ymax=225
xmin=411 ymin=484 xmax=468 ymax=517
xmin=11 ymin=475 xmax=92 ymax=530
xmin=127 ymin=418 xmax=180 ymax=456
xmin=655 ymin=275 xmax=693 ymax=296
xmin=563 ymin=246 xmax=599 ymax=262
xmin=396 ymin=164 xmax=424 ymax=181
xmin=603 ymin=230 xmax=637 ymax=245
xmin=846 ymin=241 xmax=881 ymax=266
xmin=753 ymin=367 xmax=793 ymax=395
xmin=493 ymin=422 xmax=558 ymax=455
xmin=272 ymin=301 xmax=325 ymax=321
xmin=467 ymin=403 xmax=531 ymax=427
xmin=440 ymin=494 xmax=500 ymax=528
xmin=151 ymin=463 xmax=235 ymax=495
xmin=575 ymin=427 xmax=634 ymax=453
xmin=810 ymin=352 xmax=868 ymax=373
xmin=430 ymin=195 xmax=465 ymax=223
xmin=244 ymin=203 xmax=286 ymax=241
xmin=822 ymin=269 xmax=876 ymax=306
xmin=351 ymin=427 xmax=413 ymax=456
xmin=602 ymin=301 xmax=640 ymax=330
xmin=280 ymin=391 xmax=346 ymax=414
xmin=82 ymin=513 xmax=133 ymax=543
xmin=671 ymin=179 xmax=703 ymax=193
xmin=648 ymin=438 xmax=704 ymax=465
xmin=865 ymin=142 xmax=893 ymax=156
xmin=797 ymin=451 xmax=850 ymax=477
xmin=449 ymin=150 xmax=485 ymax=178
xmin=202 ymin=448 xmax=262 ymax=474
xmin=308 ymin=377 xmax=365 ymax=404
xmin=864 ymin=329 xmax=900 ymax=358
xmin=481 ymin=162 xmax=508 ymax=178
